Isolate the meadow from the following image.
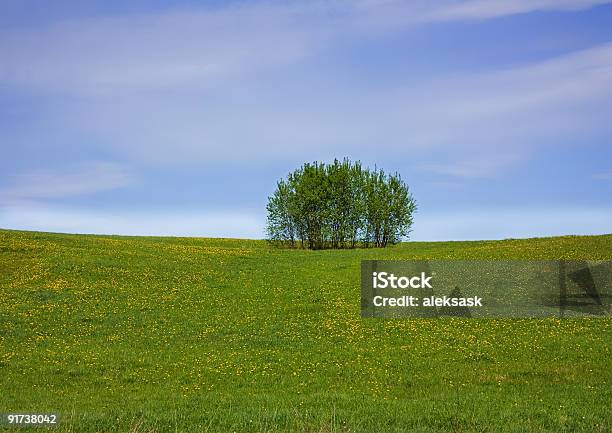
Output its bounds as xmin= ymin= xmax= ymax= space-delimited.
xmin=0 ymin=229 xmax=611 ymax=432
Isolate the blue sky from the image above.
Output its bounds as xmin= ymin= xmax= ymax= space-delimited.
xmin=1 ymin=0 xmax=611 ymax=240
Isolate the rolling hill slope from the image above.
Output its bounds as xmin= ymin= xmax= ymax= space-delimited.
xmin=1 ymin=229 xmax=611 ymax=432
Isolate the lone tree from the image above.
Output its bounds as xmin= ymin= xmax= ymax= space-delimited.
xmin=267 ymin=159 xmax=416 ymax=249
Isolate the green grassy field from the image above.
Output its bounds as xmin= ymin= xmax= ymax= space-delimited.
xmin=1 ymin=229 xmax=611 ymax=432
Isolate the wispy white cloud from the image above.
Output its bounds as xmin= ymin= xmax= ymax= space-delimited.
xmin=0 ymin=2 xmax=323 ymax=95
xmin=0 ymin=162 xmax=134 ymax=204
xmin=0 ymin=204 xmax=264 ymax=238
xmin=412 ymin=207 xmax=612 ymax=241
xmin=342 ymin=0 xmax=612 ymax=31
xmin=1 ymin=0 xmax=611 ymax=173
xmin=2 ymin=0 xmax=610 ymax=94
xmin=420 ymin=0 xmax=612 ymax=22
xmin=593 ymin=171 xmax=612 ymax=180
xmin=400 ymin=42 xmax=612 ymax=175
xmin=418 ymin=154 xmax=521 ymax=178
xmin=46 ymin=40 xmax=610 ymax=172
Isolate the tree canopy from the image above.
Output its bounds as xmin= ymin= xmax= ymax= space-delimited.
xmin=266 ymin=159 xmax=416 ymax=249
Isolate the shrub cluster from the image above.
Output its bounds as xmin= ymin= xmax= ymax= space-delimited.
xmin=266 ymin=159 xmax=417 ymax=249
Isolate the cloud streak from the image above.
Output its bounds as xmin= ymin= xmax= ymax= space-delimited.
xmin=0 ymin=162 xmax=134 ymax=204
xmin=0 ymin=204 xmax=264 ymax=238
xmin=413 ymin=207 xmax=612 ymax=241
xmin=54 ymin=40 xmax=612 ymax=173
xmin=2 ymin=0 xmax=611 ymax=94
xmin=420 ymin=0 xmax=612 ymax=22
xmin=0 ymin=2 xmax=324 ymax=95
xmin=405 ymin=42 xmax=612 ymax=175
xmin=593 ymin=171 xmax=612 ymax=180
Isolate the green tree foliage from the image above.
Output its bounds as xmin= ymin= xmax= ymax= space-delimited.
xmin=267 ymin=159 xmax=417 ymax=249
